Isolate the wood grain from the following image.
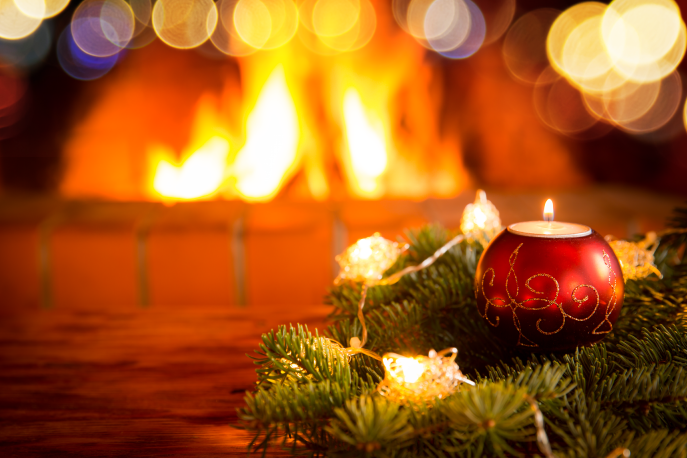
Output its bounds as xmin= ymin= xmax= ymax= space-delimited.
xmin=0 ymin=304 xmax=330 ymax=457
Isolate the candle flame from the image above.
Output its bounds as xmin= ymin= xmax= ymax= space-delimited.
xmin=544 ymin=199 xmax=554 ymax=222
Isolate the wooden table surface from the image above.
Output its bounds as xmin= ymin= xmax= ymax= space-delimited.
xmin=0 ymin=304 xmax=331 ymax=457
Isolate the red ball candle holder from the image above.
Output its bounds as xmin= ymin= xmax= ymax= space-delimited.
xmin=474 ymin=216 xmax=624 ymax=352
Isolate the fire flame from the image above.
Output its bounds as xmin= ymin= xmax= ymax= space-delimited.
xmin=342 ymin=87 xmax=388 ymax=198
xmin=151 ymin=65 xmax=299 ymax=202
xmin=149 ymin=91 xmax=232 ymax=201
xmin=152 ymin=137 xmax=230 ymax=200
xmin=231 ymin=65 xmax=300 ymax=202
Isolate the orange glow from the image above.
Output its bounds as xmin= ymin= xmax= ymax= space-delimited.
xmin=342 ymin=87 xmax=388 ymax=198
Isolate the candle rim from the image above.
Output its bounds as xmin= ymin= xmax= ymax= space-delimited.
xmin=507 ymin=221 xmax=592 ymax=238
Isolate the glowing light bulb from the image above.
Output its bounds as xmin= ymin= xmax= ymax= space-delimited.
xmin=473 ymin=207 xmax=487 ymax=229
xmin=397 ymin=357 xmax=424 ymax=383
xmin=356 ymin=239 xmax=373 ymax=260
xmin=379 ymin=348 xmax=474 ymax=405
xmin=606 ymin=232 xmax=662 ymax=281
xmin=335 ymin=233 xmax=404 ymax=284
xmin=460 ymin=189 xmax=502 ymax=247
xmin=544 ymin=199 xmax=554 ymax=222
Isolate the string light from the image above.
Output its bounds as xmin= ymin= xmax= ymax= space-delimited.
xmin=335 ymin=233 xmax=406 ymax=285
xmin=334 ymin=233 xmax=406 ymax=349
xmin=378 ymin=348 xmax=475 ymax=405
xmin=606 ymin=232 xmax=662 ymax=281
xmin=335 ymin=190 xmax=502 ymax=348
xmin=460 ymin=189 xmax=502 ymax=248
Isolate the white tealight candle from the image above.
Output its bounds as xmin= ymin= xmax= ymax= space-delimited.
xmin=507 ymin=199 xmax=592 ymax=238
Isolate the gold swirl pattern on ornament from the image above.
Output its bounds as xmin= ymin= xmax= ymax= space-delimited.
xmin=592 ymin=250 xmax=618 ymax=335
xmin=478 ymin=243 xmax=618 ymax=347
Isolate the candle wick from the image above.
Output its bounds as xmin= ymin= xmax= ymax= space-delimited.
xmin=544 ymin=214 xmax=554 ymax=223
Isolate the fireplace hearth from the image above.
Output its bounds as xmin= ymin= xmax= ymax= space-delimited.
xmin=0 ymin=187 xmax=679 ymax=310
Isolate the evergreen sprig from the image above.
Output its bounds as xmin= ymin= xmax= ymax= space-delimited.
xmin=236 ymin=207 xmax=687 ymax=457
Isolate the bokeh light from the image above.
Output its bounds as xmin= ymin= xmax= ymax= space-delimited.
xmin=0 ymin=68 xmax=27 ymax=139
xmin=438 ymin=0 xmax=484 ymax=59
xmin=616 ymin=70 xmax=682 ymax=133
xmin=16 ymin=0 xmax=69 ymax=19
xmin=503 ymin=9 xmax=560 ymax=84
xmin=14 ymin=0 xmax=47 ymax=20
xmin=604 ymin=9 xmax=686 ymax=84
xmin=584 ymin=79 xmax=661 ymax=124
xmin=395 ymin=0 xmax=486 ymax=58
xmin=539 ymin=72 xmax=600 ymax=135
xmin=475 ymin=0 xmax=515 ymax=46
xmin=126 ymin=0 xmax=156 ymax=48
xmin=152 ymin=0 xmax=217 ymax=49
xmin=263 ymin=0 xmax=298 ymax=49
xmin=0 ymin=70 xmax=26 ymax=112
xmin=0 ymin=0 xmax=44 ymax=40
xmin=547 ymin=2 xmax=606 ymax=81
xmin=391 ymin=0 xmax=411 ymax=33
xmin=407 ymin=0 xmax=437 ymax=40
xmin=231 ymin=0 xmax=298 ymax=50
xmin=126 ymin=25 xmax=156 ymax=48
xmin=210 ymin=0 xmax=258 ymax=55
xmin=0 ymin=21 xmax=51 ymax=68
xmin=317 ymin=0 xmax=374 ymax=52
xmin=425 ymin=0 xmax=471 ymax=53
xmin=57 ymin=25 xmax=121 ymax=80
xmin=544 ymin=0 xmax=687 ymax=136
xmin=602 ymin=0 xmax=682 ymax=75
xmin=298 ymin=0 xmax=374 ymax=54
xmin=233 ymin=0 xmax=272 ymax=48
xmin=72 ymin=0 xmax=135 ymax=57
xmin=312 ymin=0 xmax=359 ymax=37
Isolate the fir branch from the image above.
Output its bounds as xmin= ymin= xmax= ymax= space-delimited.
xmin=442 ymin=383 xmax=538 ymax=458
xmin=546 ymin=390 xmax=627 ymax=458
xmin=482 ymin=362 xmax=576 ymax=402
xmin=612 ymin=326 xmax=687 ymax=368
xmin=660 ymin=206 xmax=687 ymax=252
xmin=250 ymin=324 xmax=351 ymax=386
xmin=325 ymin=395 xmax=415 ymax=455
xmin=622 ymin=429 xmax=687 ymax=458
xmin=238 ymin=377 xmax=369 ymax=427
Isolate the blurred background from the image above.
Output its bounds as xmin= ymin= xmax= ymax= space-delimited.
xmin=0 ymin=0 xmax=685 ymax=309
